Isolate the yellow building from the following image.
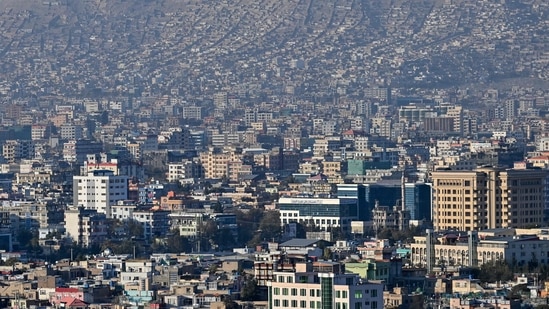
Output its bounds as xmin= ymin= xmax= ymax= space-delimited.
xmin=199 ymin=147 xmax=244 ymax=180
xmin=431 ymin=167 xmax=548 ymax=231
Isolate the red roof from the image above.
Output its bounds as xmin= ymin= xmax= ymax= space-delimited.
xmin=61 ymin=297 xmax=88 ymax=308
xmin=55 ymin=287 xmax=79 ymax=293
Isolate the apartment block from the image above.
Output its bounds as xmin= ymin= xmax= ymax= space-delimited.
xmin=73 ymin=170 xmax=129 ymax=218
xmin=268 ymin=266 xmax=383 ymax=309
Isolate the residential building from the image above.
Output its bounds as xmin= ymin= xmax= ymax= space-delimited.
xmin=2 ymin=140 xmax=34 ymax=163
xmin=64 ymin=207 xmax=108 ymax=247
xmin=132 ymin=208 xmax=170 ymax=239
xmin=372 ymin=202 xmax=410 ymax=231
xmin=73 ymin=170 xmax=129 ymax=218
xmin=268 ymin=265 xmax=383 ymax=309
xmin=199 ymin=147 xmax=244 ymax=180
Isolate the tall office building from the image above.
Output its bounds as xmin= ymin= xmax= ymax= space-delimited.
xmin=337 ymin=184 xmax=367 ymax=220
xmin=431 ymin=167 xmax=548 ymax=231
xmin=73 ymin=170 xmax=129 ymax=218
xmin=404 ymin=182 xmax=432 ymax=222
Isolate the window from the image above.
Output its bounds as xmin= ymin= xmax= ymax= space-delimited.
xmin=342 ymin=291 xmax=347 ymax=298
xmin=300 ymin=289 xmax=306 ymax=296
xmin=355 ymin=303 xmax=362 ymax=309
xmin=354 ymin=291 xmax=362 ymax=299
xmin=300 ymin=301 xmax=306 ymax=308
xmin=274 ymin=288 xmax=280 ymax=295
xmin=274 ymin=299 xmax=280 ymax=306
xmin=372 ymin=301 xmax=378 ymax=309
xmin=310 ymin=289 xmax=315 ymax=297
xmin=291 ymin=300 xmax=297 ymax=307
xmin=282 ymin=300 xmax=288 ymax=307
xmin=310 ymin=301 xmax=315 ymax=308
xmin=291 ymin=288 xmax=297 ymax=296
xmin=282 ymin=288 xmax=288 ymax=296
xmin=287 ymin=276 xmax=293 ymax=283
xmin=336 ymin=291 xmax=341 ymax=298
xmin=371 ymin=289 xmax=377 ymax=297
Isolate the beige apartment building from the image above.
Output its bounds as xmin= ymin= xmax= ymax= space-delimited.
xmin=199 ymin=147 xmax=245 ymax=180
xmin=431 ymin=167 xmax=548 ymax=231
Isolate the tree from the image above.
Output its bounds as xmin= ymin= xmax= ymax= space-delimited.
xmin=257 ymin=211 xmax=281 ymax=241
xmin=508 ymin=284 xmax=528 ymax=300
xmin=323 ymin=248 xmax=333 ymax=260
xmin=240 ymin=277 xmax=259 ymax=301
xmin=223 ymin=295 xmax=239 ymax=309
xmin=126 ymin=220 xmax=144 ymax=238
xmin=166 ymin=230 xmax=191 ymax=253
xmin=478 ymin=260 xmax=513 ymax=283
xmin=212 ymin=202 xmax=223 ymax=213
xmin=235 ymin=209 xmax=263 ymax=245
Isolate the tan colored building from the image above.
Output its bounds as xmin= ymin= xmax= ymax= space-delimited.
xmin=448 ymin=297 xmax=519 ymax=309
xmin=410 ymin=234 xmax=549 ymax=268
xmin=322 ymin=161 xmax=346 ymax=183
xmin=431 ymin=167 xmax=548 ymax=231
xmin=199 ymin=147 xmax=243 ymax=180
xmin=15 ymin=172 xmax=51 ymax=184
xmin=383 ymin=287 xmax=423 ymax=309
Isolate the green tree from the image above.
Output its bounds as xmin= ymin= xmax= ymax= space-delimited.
xmin=240 ymin=277 xmax=259 ymax=301
xmin=223 ymin=295 xmax=239 ymax=309
xmin=166 ymin=230 xmax=191 ymax=253
xmin=478 ymin=260 xmax=513 ymax=283
xmin=257 ymin=211 xmax=281 ymax=241
xmin=323 ymin=248 xmax=333 ymax=260
xmin=16 ymin=228 xmax=34 ymax=249
xmin=508 ymin=284 xmax=528 ymax=300
xmin=126 ymin=220 xmax=144 ymax=238
xmin=4 ymin=257 xmax=19 ymax=266
xmin=235 ymin=209 xmax=263 ymax=245
xmin=212 ymin=202 xmax=223 ymax=213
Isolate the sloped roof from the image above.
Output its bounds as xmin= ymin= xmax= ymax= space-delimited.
xmin=61 ymin=297 xmax=88 ymax=308
xmin=280 ymin=238 xmax=319 ymax=248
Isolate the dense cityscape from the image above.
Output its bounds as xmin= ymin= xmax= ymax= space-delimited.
xmin=3 ymin=0 xmax=549 ymax=308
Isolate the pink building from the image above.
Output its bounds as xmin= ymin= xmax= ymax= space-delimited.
xmin=50 ymin=287 xmax=93 ymax=306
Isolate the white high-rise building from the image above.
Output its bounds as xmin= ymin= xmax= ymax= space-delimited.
xmin=73 ymin=170 xmax=129 ymax=218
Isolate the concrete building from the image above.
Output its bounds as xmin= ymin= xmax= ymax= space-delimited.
xmin=431 ymin=167 xmax=548 ymax=231
xmin=372 ymin=202 xmax=410 ymax=231
xmin=199 ymin=147 xmax=244 ymax=180
xmin=383 ymin=287 xmax=423 ymax=309
xmin=2 ymin=140 xmax=34 ymax=163
xmin=278 ymin=197 xmax=358 ymax=233
xmin=167 ymin=160 xmax=201 ymax=182
xmin=410 ymin=233 xmax=549 ymax=268
xmin=64 ymin=207 xmax=108 ymax=247
xmin=268 ymin=265 xmax=383 ymax=309
xmin=73 ymin=170 xmax=129 ymax=218
xmin=132 ymin=208 xmax=170 ymax=239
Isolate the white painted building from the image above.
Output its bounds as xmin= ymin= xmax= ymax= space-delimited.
xmin=277 ymin=197 xmax=358 ymax=233
xmin=73 ymin=170 xmax=129 ymax=218
xmin=268 ymin=267 xmax=383 ymax=309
